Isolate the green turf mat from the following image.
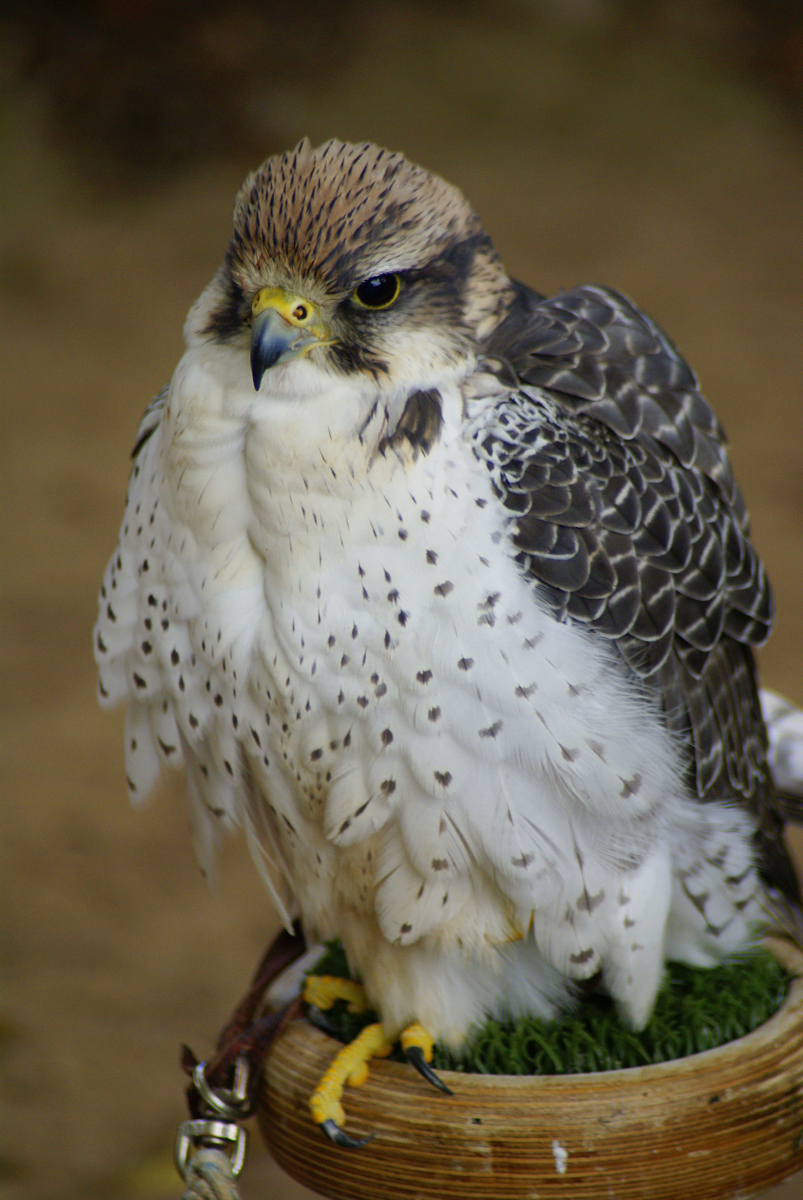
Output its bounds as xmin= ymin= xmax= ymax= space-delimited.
xmin=305 ymin=941 xmax=791 ymax=1074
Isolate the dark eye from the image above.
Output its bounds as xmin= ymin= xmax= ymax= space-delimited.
xmin=352 ymin=273 xmax=401 ymax=310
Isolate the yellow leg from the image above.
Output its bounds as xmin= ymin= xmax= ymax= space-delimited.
xmin=303 ymin=974 xmax=370 ymax=1014
xmin=304 ymin=987 xmax=452 ymax=1146
xmin=400 ymin=1021 xmax=452 ymax=1095
xmin=309 ymin=1021 xmax=394 ymax=1131
xmin=400 ymin=1021 xmax=435 ymax=1063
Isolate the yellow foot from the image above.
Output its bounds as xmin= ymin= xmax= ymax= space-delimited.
xmin=309 ymin=1022 xmax=394 ymax=1147
xmin=308 ymin=1016 xmax=453 ymax=1147
xmin=401 ymin=1022 xmax=452 ymax=1095
xmin=303 ymin=975 xmax=370 ymax=1014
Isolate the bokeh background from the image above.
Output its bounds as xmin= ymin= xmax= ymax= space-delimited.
xmin=3 ymin=1 xmax=803 ymax=1196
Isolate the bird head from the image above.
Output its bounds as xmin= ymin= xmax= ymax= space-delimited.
xmin=197 ymin=139 xmax=514 ymax=400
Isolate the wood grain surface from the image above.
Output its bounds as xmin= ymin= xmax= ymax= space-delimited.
xmin=258 ymin=941 xmax=803 ymax=1199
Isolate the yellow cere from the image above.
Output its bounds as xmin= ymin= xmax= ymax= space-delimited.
xmin=251 ymin=286 xmax=318 ymax=326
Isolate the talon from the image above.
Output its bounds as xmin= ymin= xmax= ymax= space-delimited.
xmin=309 ymin=1022 xmax=393 ymax=1141
xmin=401 ymin=1020 xmax=452 ymax=1094
xmin=405 ymin=1044 xmax=453 ymax=1094
xmin=318 ymin=1118 xmax=374 ymax=1148
xmin=306 ymin=1005 xmax=346 ymax=1038
xmin=303 ymin=975 xmax=370 ymax=1013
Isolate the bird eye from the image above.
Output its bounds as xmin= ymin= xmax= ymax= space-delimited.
xmin=352 ymin=273 xmax=401 ymax=310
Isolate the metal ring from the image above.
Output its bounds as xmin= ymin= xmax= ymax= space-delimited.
xmin=192 ymin=1058 xmax=249 ymax=1120
xmin=175 ymin=1118 xmax=247 ymax=1179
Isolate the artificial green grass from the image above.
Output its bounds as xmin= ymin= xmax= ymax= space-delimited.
xmin=305 ymin=941 xmax=791 ymax=1074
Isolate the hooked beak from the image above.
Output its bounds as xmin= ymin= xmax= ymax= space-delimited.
xmin=250 ymin=287 xmax=333 ymax=390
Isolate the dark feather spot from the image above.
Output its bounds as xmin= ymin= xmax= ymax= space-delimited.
xmin=378 ymin=389 xmax=443 ymax=458
xmin=479 ymin=721 xmax=503 ymax=738
xmin=620 ymin=773 xmax=642 ymax=797
xmin=570 ymin=948 xmax=596 ymax=966
xmin=725 ymin=866 xmax=752 ymax=887
xmin=577 ymin=888 xmax=605 ymax=913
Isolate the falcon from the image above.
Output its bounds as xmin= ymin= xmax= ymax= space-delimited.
xmin=95 ymin=138 xmax=801 ymax=1142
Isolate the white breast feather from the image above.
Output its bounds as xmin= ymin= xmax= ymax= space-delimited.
xmin=96 ymin=351 xmax=766 ymax=1040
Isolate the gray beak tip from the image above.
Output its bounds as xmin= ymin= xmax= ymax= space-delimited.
xmin=251 ymin=306 xmax=323 ymax=390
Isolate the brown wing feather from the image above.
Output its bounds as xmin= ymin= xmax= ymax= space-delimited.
xmin=476 ymin=282 xmax=798 ymax=905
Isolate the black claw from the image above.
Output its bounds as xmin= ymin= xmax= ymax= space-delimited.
xmin=405 ymin=1046 xmax=453 ymax=1095
xmin=305 ymin=1005 xmax=344 ymax=1039
xmin=318 ymin=1118 xmax=375 ymax=1148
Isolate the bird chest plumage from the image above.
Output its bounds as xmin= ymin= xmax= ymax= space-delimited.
xmin=95 ymin=141 xmax=798 ymax=1069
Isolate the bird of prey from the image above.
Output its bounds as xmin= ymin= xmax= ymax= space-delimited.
xmin=95 ymin=138 xmax=801 ymax=1141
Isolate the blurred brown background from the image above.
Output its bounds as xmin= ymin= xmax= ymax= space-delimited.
xmin=3 ymin=1 xmax=803 ymax=1197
